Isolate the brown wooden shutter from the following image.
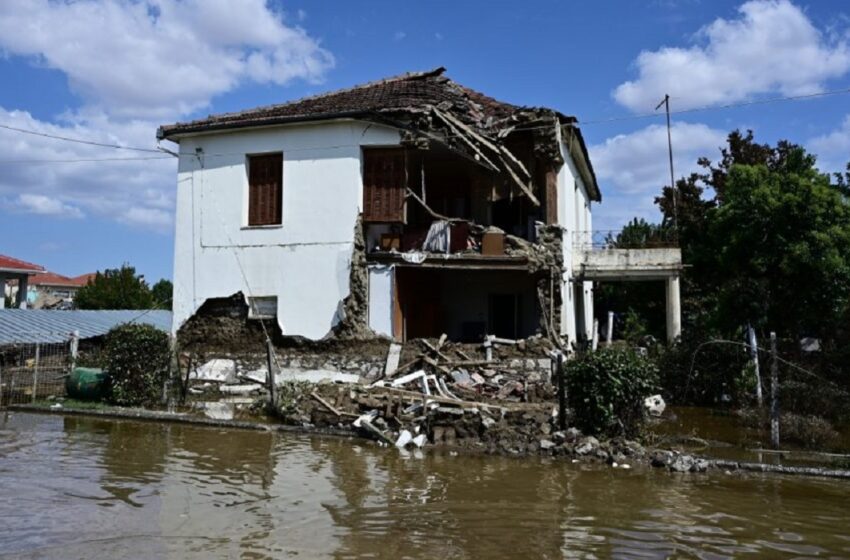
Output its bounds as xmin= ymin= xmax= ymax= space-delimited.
xmin=248 ymin=153 xmax=283 ymax=226
xmin=363 ymin=148 xmax=405 ymax=222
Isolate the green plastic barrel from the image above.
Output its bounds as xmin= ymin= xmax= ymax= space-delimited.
xmin=66 ymin=368 xmax=109 ymax=401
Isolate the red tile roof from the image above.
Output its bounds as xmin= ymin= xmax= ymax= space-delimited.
xmin=158 ymin=67 xmax=527 ymax=139
xmin=72 ymin=272 xmax=97 ymax=286
xmin=157 ymin=67 xmax=600 ymax=201
xmin=0 ymin=255 xmax=45 ymax=274
xmin=30 ymin=271 xmax=96 ymax=287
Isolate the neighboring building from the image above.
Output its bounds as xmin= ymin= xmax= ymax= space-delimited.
xmin=27 ymin=272 xmax=96 ymax=309
xmin=159 ymin=67 xmax=682 ymax=346
xmin=0 ymin=255 xmax=45 ymax=309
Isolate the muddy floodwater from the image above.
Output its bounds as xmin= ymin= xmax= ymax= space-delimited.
xmin=1 ymin=413 xmax=849 ymax=559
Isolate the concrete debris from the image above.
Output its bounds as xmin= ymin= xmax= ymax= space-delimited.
xmin=384 ymin=343 xmax=403 ymax=376
xmin=241 ymin=368 xmax=361 ymax=386
xmin=200 ymin=402 xmax=235 ymax=420
xmin=395 ymin=429 xmax=413 ymax=448
xmin=192 ymin=359 xmax=237 ymax=383
xmin=218 ymin=384 xmax=264 ymax=395
xmin=644 ymin=394 xmax=666 ymax=417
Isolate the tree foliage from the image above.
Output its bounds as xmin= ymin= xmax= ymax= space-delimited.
xmin=653 ymin=130 xmax=850 ymax=341
xmin=607 ymin=130 xmax=850 ymax=407
xmin=151 ymin=279 xmax=173 ymax=309
xmin=75 ymin=264 xmax=172 ymax=310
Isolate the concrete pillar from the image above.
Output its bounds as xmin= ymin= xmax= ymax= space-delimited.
xmin=573 ymin=283 xmax=586 ymax=343
xmin=666 ymin=275 xmax=681 ymax=343
xmin=16 ymin=274 xmax=28 ymax=309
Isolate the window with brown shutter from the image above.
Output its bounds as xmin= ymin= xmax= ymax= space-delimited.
xmin=247 ymin=153 xmax=283 ymax=226
xmin=363 ymin=148 xmax=405 ymax=223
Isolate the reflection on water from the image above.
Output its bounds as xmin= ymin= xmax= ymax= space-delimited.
xmin=0 ymin=412 xmax=848 ymax=559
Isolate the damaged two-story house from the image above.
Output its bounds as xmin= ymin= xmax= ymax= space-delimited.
xmin=158 ymin=67 xmax=682 ymax=349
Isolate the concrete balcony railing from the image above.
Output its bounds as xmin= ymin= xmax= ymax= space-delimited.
xmin=572 ymin=229 xmax=679 ymax=251
xmin=572 ymin=230 xmax=683 ymax=280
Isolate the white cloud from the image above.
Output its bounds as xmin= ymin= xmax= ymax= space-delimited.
xmin=614 ymin=0 xmax=850 ymax=112
xmin=394 ymin=31 xmax=407 ymax=41
xmin=120 ymin=207 xmax=173 ymax=230
xmin=0 ymin=108 xmax=176 ymax=232
xmin=808 ymin=114 xmax=850 ymax=175
xmin=0 ymin=0 xmax=336 ymax=233
xmin=0 ymin=0 xmax=335 ymax=118
xmin=16 ymin=194 xmax=84 ymax=218
xmin=589 ymin=122 xmax=727 ymax=227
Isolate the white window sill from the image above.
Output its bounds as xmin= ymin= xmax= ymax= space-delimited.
xmin=241 ymin=224 xmax=283 ymax=230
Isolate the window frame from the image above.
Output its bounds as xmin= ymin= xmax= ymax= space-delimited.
xmin=361 ymin=147 xmax=406 ymax=223
xmin=245 ymin=151 xmax=284 ymax=228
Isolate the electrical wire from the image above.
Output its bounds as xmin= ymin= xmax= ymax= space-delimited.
xmin=574 ymin=87 xmax=850 ymax=127
xmin=4 ymin=84 xmax=849 ymax=165
xmin=0 ymin=156 xmax=173 ymax=164
xmin=0 ymin=123 xmax=163 ymax=153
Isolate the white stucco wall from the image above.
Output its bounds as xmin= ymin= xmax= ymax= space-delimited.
xmin=556 ymin=128 xmax=595 ymax=345
xmin=171 ymin=120 xmax=401 ymax=339
xmin=367 ymin=265 xmax=394 ymax=337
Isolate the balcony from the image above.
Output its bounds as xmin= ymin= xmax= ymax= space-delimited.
xmin=572 ymin=230 xmax=683 ymax=280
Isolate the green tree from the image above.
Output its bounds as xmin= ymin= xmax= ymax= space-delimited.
xmin=709 ymin=158 xmax=850 ymax=338
xmin=75 ymin=264 xmax=154 ymax=310
xmin=654 ymin=130 xmax=850 ymax=338
xmin=151 ymin=279 xmax=173 ymax=309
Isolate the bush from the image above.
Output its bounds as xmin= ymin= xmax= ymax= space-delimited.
xmin=565 ymin=349 xmax=659 ymax=437
xmin=656 ymin=328 xmax=750 ymax=406
xmin=104 ymin=323 xmax=171 ymax=406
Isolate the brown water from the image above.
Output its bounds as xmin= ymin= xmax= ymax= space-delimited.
xmin=1 ymin=412 xmax=849 ymax=559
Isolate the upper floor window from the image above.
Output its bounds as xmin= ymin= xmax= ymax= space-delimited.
xmin=248 ymin=153 xmax=283 ymax=226
xmin=363 ymin=148 xmax=405 ymax=223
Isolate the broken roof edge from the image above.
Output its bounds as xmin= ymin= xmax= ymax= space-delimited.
xmin=558 ymin=117 xmax=601 ymax=202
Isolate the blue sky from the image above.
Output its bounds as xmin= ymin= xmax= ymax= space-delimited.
xmin=1 ymin=0 xmax=850 ymax=282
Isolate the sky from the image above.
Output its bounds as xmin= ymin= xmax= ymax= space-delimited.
xmin=1 ymin=0 xmax=850 ymax=282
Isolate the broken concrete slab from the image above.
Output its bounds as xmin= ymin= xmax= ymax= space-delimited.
xmin=192 ymin=359 xmax=237 ymax=383
xmin=199 ymin=402 xmax=235 ymax=420
xmin=243 ymin=368 xmax=361 ymax=385
xmin=218 ymin=384 xmax=263 ymax=395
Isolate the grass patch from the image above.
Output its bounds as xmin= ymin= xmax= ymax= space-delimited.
xmin=30 ymin=398 xmax=112 ymax=411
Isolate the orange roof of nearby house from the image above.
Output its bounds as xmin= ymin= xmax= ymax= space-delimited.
xmin=0 ymin=255 xmax=45 ymax=274
xmin=71 ymin=272 xmax=96 ymax=286
xmin=30 ymin=271 xmax=97 ymax=287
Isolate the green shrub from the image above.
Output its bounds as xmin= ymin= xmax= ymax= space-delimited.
xmin=656 ymin=328 xmax=750 ymax=406
xmin=565 ymin=349 xmax=659 ymax=437
xmin=104 ymin=323 xmax=171 ymax=406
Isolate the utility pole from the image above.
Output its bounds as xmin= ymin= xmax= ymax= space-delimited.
xmin=656 ymin=94 xmax=677 ymax=235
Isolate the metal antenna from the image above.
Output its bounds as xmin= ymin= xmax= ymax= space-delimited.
xmin=656 ymin=94 xmax=677 ymax=233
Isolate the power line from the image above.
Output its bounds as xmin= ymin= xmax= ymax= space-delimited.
xmin=4 ymin=84 xmax=849 ymax=163
xmin=0 ymin=123 xmax=163 ymax=153
xmin=573 ymin=86 xmax=850 ymax=127
xmin=0 ymin=156 xmax=173 ymax=164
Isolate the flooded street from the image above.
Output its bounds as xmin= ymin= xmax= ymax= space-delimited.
xmin=1 ymin=412 xmax=849 ymax=559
